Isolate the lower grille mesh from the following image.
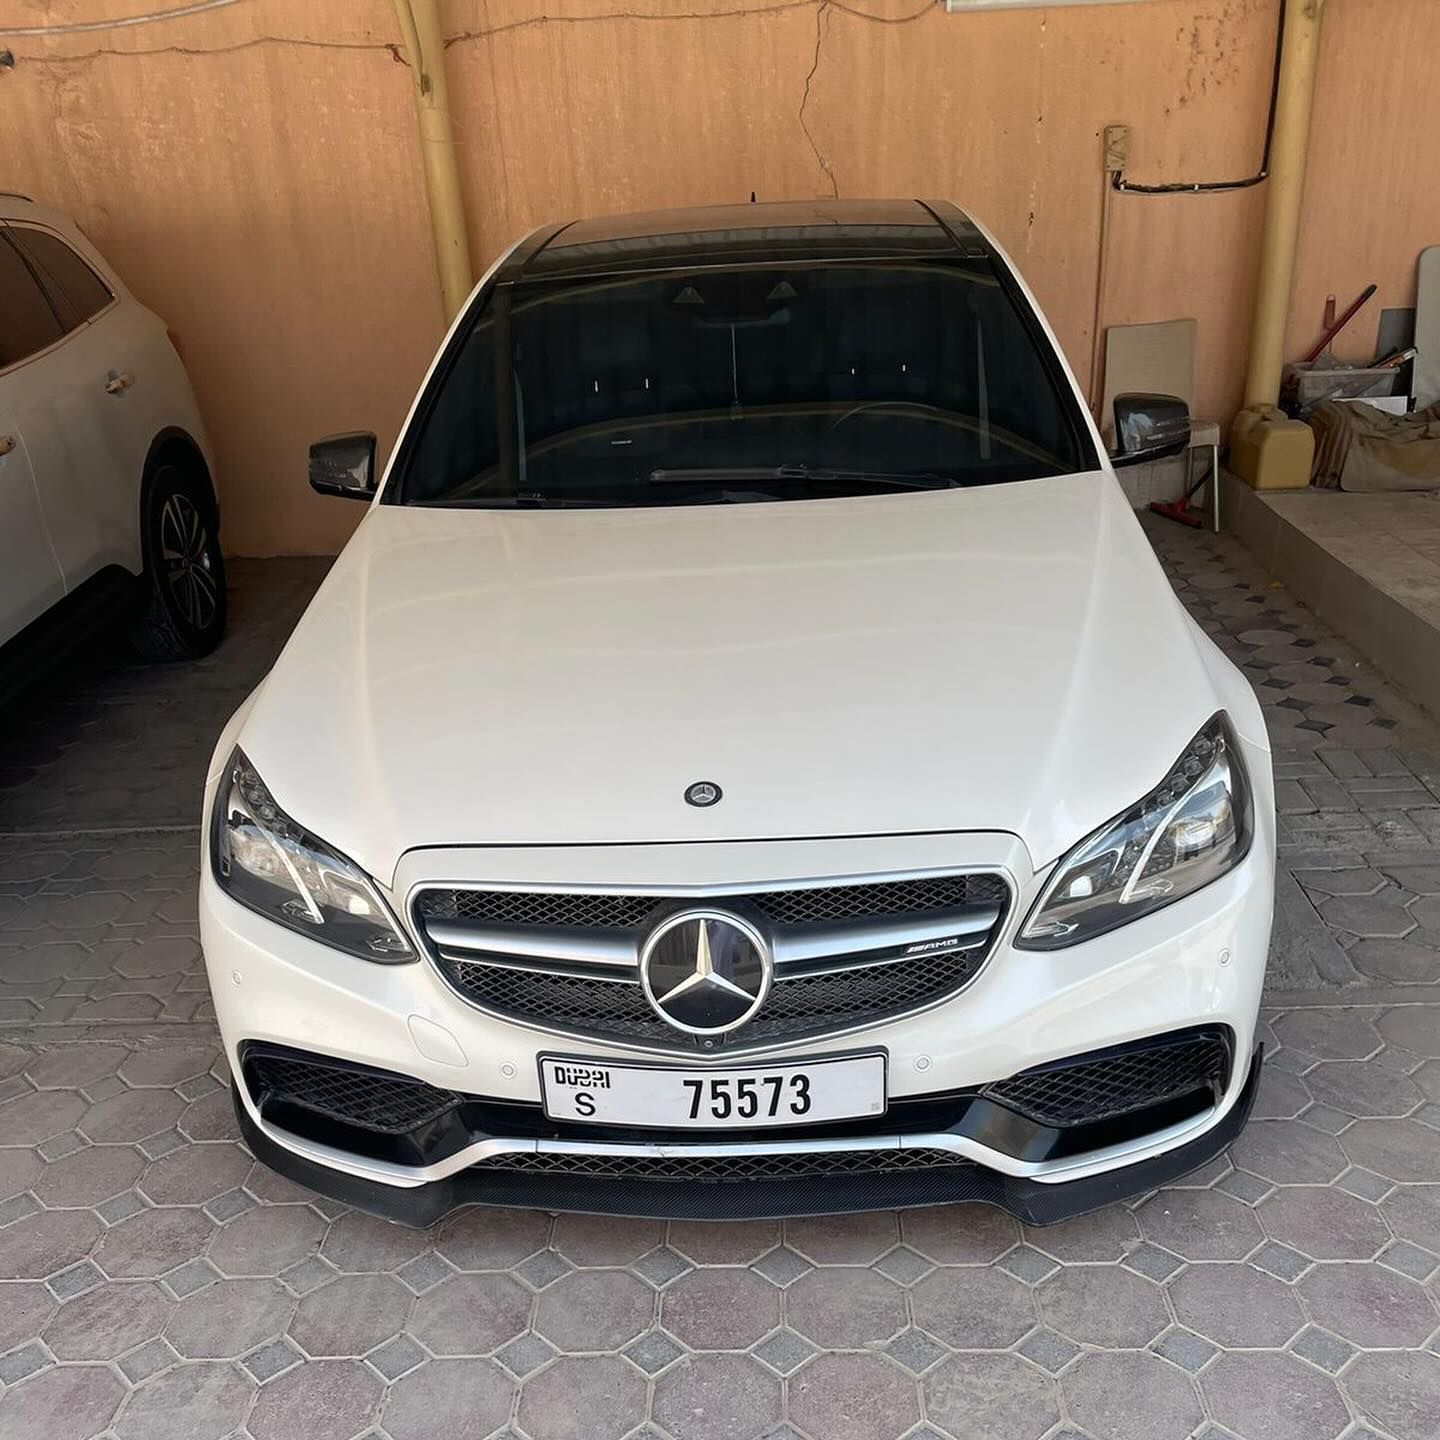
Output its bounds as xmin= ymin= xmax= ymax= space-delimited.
xmin=445 ymin=964 xmax=660 ymax=1039
xmin=442 ymin=945 xmax=990 ymax=1049
xmin=245 ymin=1052 xmax=460 ymax=1134
xmin=477 ymin=1148 xmax=969 ymax=1183
xmin=984 ymin=1032 xmax=1230 ymax=1127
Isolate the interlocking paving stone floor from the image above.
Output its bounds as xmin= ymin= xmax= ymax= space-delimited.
xmin=1 ymin=525 xmax=1440 ymax=1439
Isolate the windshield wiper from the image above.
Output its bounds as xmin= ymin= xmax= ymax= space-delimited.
xmin=411 ymin=494 xmax=639 ymax=509
xmin=647 ymin=464 xmax=955 ymax=490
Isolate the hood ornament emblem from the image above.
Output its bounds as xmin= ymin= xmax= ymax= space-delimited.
xmin=684 ymin=780 xmax=722 ymax=808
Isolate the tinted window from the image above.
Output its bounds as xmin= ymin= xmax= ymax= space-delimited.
xmin=0 ymin=234 xmax=64 ymax=368
xmin=10 ymin=227 xmax=113 ymax=331
xmin=403 ymin=310 xmax=499 ymax=504
xmin=398 ymin=260 xmax=1093 ymax=508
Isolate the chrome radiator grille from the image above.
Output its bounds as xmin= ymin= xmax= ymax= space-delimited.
xmin=415 ymin=871 xmax=1010 ymax=1052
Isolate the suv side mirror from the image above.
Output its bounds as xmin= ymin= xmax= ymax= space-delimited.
xmin=1110 ymin=394 xmax=1191 ymax=468
xmin=309 ymin=433 xmax=377 ymax=499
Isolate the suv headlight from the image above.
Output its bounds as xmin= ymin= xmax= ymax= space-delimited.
xmin=1017 ymin=714 xmax=1252 ymax=950
xmin=210 ymin=749 xmax=413 ymax=962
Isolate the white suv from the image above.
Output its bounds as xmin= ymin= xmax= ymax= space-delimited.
xmin=0 ymin=193 xmax=224 ymax=684
xmin=201 ymin=200 xmax=1274 ymax=1226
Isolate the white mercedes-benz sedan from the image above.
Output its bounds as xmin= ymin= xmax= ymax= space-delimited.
xmin=199 ymin=200 xmax=1274 ymax=1225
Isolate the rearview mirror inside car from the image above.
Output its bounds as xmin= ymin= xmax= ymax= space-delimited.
xmin=1110 ymin=394 xmax=1191 ymax=468
xmin=309 ymin=433 xmax=377 ymax=499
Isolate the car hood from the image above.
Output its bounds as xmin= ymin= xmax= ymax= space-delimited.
xmin=237 ymin=472 xmax=1229 ymax=885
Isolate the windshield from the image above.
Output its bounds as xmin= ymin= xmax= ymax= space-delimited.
xmin=395 ymin=259 xmax=1094 ymax=508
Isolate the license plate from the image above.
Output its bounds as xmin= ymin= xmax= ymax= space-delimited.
xmin=539 ymin=1053 xmax=887 ymax=1129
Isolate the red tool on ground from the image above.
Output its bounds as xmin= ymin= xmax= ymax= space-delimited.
xmin=1148 ymin=463 xmax=1210 ymax=528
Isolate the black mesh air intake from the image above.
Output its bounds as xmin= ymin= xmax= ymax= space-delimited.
xmin=244 ymin=1050 xmax=460 ymax=1134
xmin=984 ymin=1029 xmax=1231 ymax=1128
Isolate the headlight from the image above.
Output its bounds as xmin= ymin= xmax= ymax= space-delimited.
xmin=1017 ymin=714 xmax=1252 ymax=950
xmin=211 ymin=749 xmax=413 ymax=962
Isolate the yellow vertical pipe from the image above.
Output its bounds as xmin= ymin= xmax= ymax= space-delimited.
xmin=1242 ymin=0 xmax=1326 ymax=410
xmin=393 ymin=0 xmax=473 ymax=321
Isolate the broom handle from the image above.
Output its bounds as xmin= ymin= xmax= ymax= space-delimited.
xmin=1303 ymin=283 xmax=1377 ymax=363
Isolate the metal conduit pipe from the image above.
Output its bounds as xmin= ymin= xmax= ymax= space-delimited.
xmin=1227 ymin=0 xmax=1329 ymax=489
xmin=1242 ymin=0 xmax=1327 ymax=411
xmin=393 ymin=0 xmax=474 ymax=321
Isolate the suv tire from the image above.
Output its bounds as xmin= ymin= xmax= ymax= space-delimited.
xmin=130 ymin=460 xmax=226 ymax=660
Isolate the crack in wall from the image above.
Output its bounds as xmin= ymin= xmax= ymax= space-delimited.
xmin=798 ymin=0 xmax=838 ymax=199
xmin=1024 ymin=8 xmax=1046 ymax=252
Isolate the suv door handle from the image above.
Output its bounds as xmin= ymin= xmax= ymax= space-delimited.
xmin=104 ymin=372 xmax=133 ymax=395
xmin=0 ymin=434 xmax=15 ymax=457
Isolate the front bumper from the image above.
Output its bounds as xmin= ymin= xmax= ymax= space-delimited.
xmin=200 ymin=821 xmax=1273 ymax=1226
xmin=233 ymin=1047 xmax=1261 ymax=1225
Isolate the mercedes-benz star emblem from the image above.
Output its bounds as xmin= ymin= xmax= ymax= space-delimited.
xmin=684 ymin=780 xmax=722 ymax=808
xmin=639 ymin=909 xmax=771 ymax=1036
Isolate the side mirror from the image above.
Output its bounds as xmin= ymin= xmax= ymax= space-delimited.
xmin=309 ymin=433 xmax=377 ymax=499
xmin=1110 ymin=393 xmax=1191 ymax=468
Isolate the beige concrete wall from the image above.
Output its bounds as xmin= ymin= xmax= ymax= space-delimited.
xmin=2 ymin=0 xmax=1436 ymax=556
xmin=1290 ymin=0 xmax=1440 ymax=367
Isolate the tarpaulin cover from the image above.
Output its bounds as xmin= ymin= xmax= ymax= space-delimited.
xmin=1311 ymin=400 xmax=1440 ymax=492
